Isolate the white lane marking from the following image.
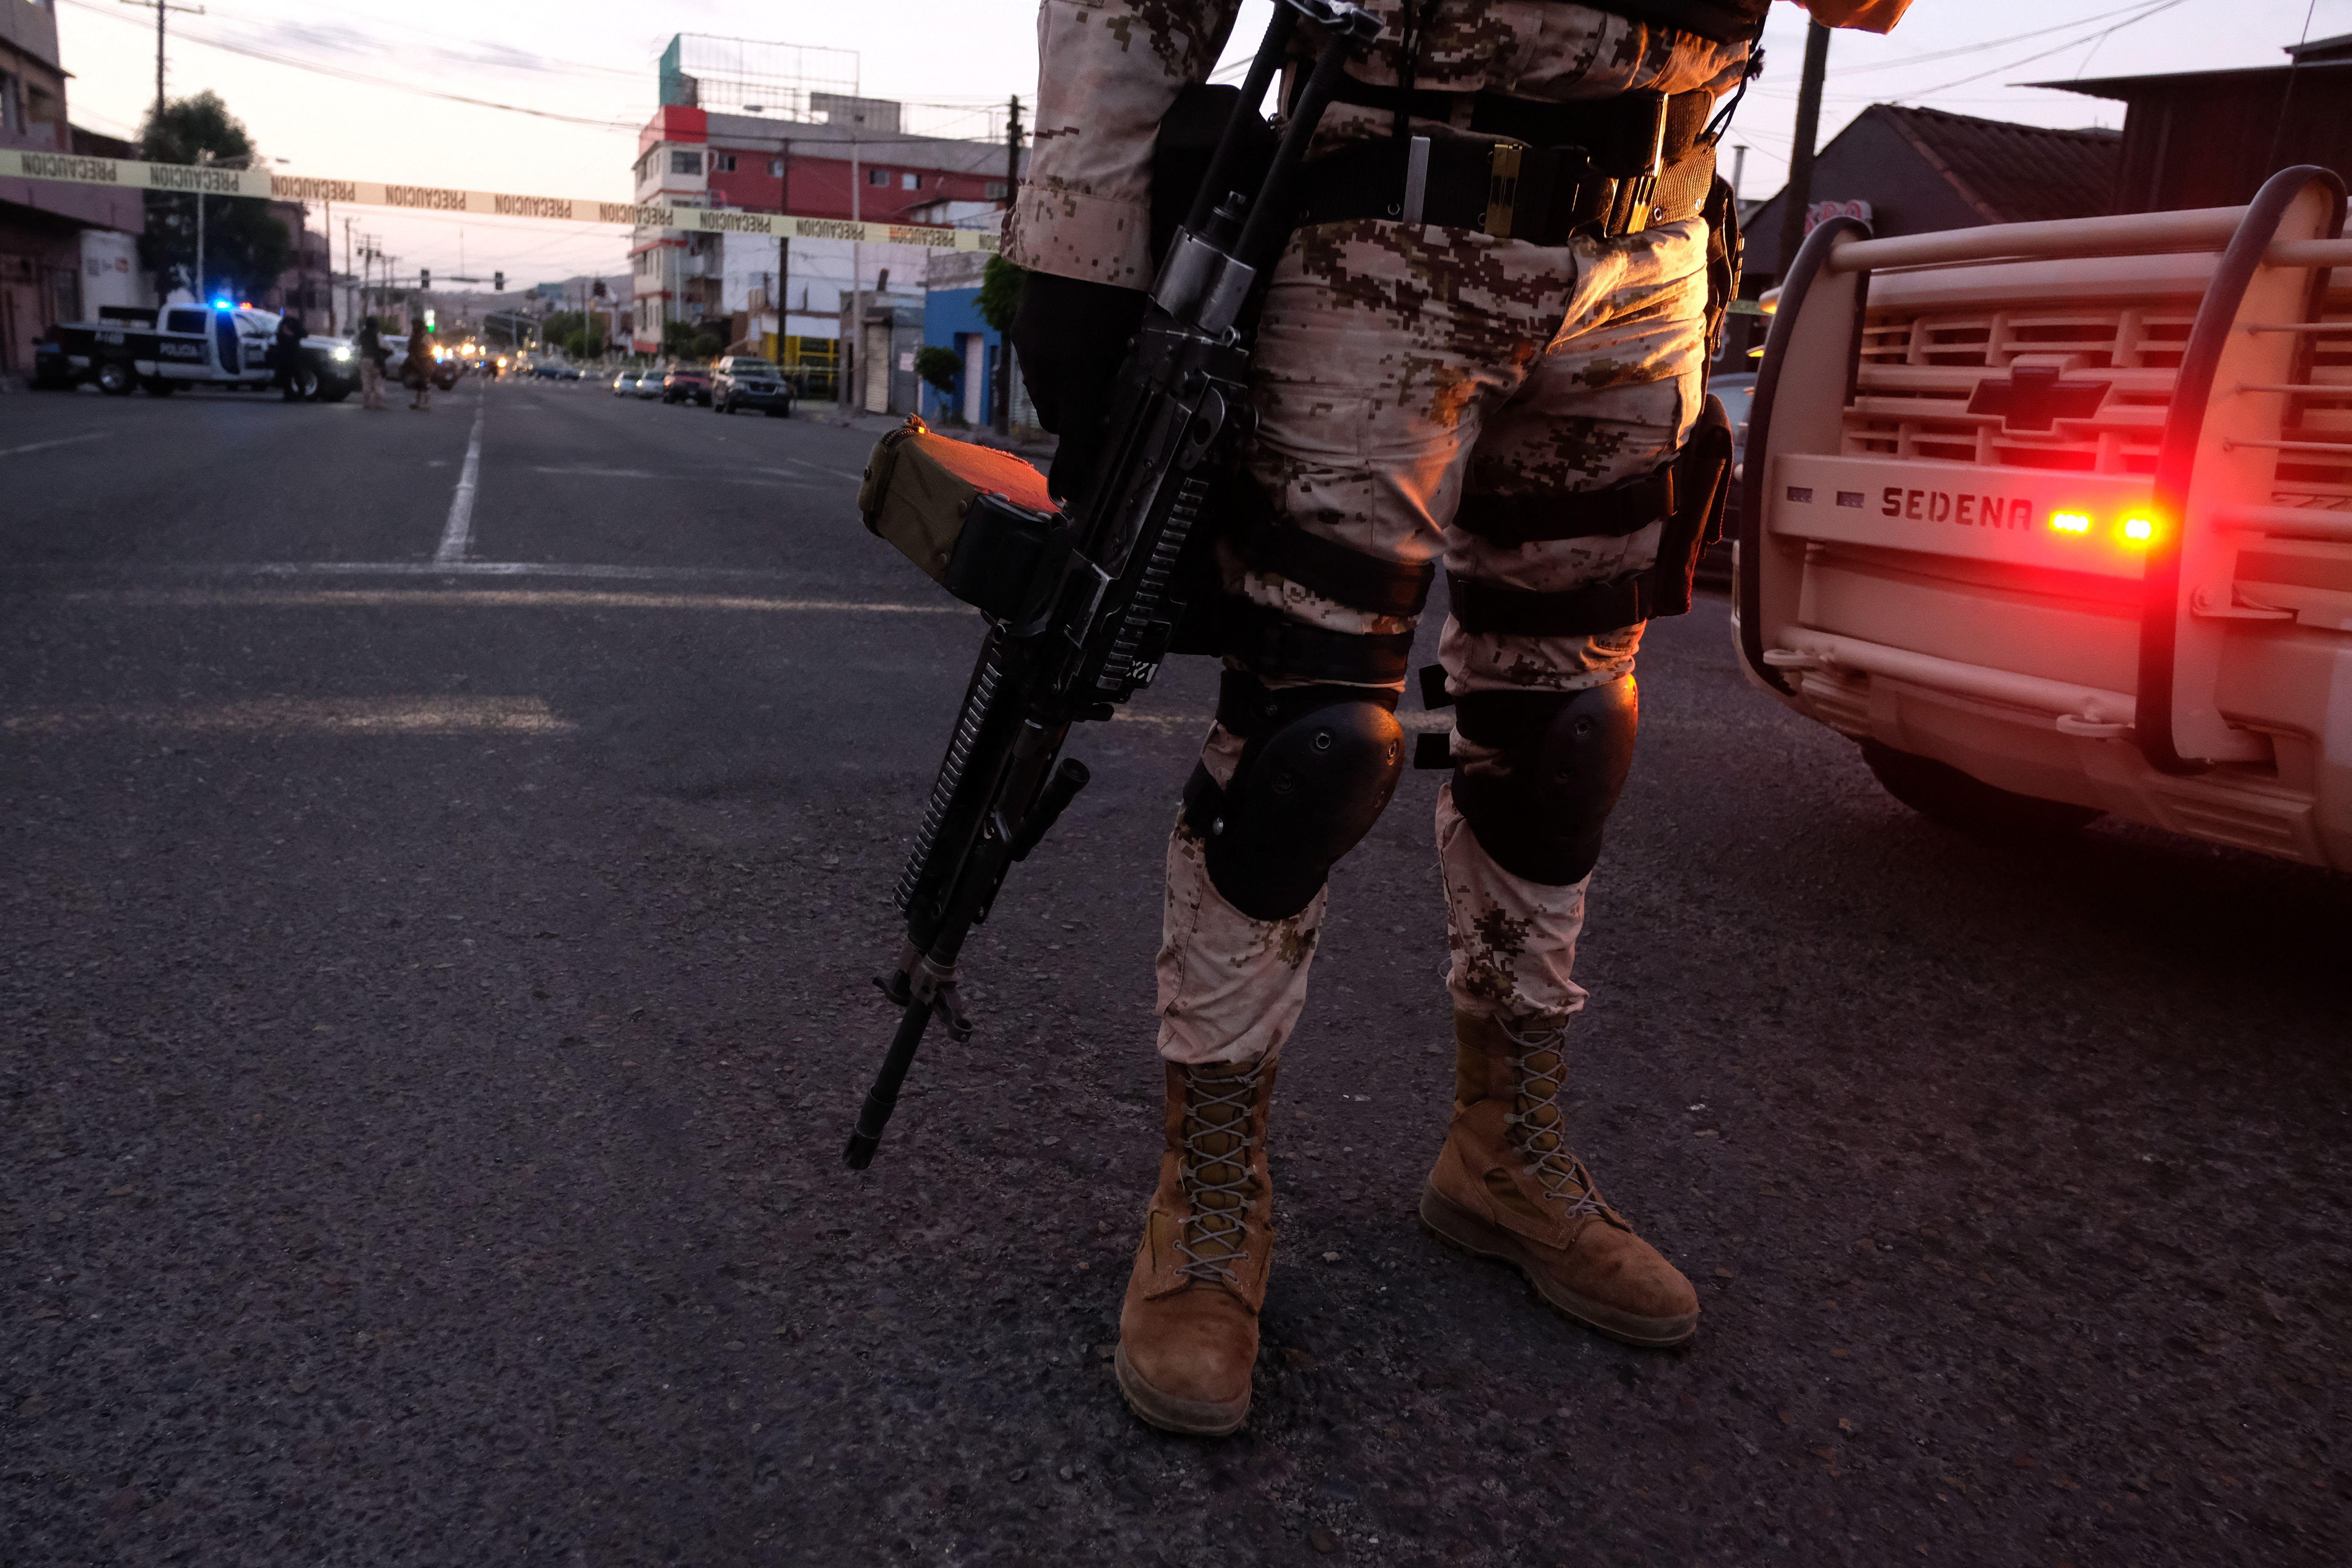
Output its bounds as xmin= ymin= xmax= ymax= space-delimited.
xmin=0 ymin=430 xmax=108 ymax=459
xmin=61 ymin=588 xmax=966 ymax=614
xmin=234 ymin=560 xmax=870 ymax=583
xmin=782 ymin=456 xmax=866 ymax=482
xmin=526 ymin=465 xmax=812 ymax=489
xmin=433 ymin=387 xmax=487 ymax=563
xmin=1 ymin=695 xmax=573 ymax=737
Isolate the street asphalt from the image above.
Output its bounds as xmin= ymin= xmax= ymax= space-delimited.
xmin=2 ymin=374 xmax=2347 ymax=1567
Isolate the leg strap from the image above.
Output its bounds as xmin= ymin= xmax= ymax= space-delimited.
xmin=1227 ymin=481 xmax=1435 ymax=619
xmin=1219 ymin=599 xmax=1417 ymax=686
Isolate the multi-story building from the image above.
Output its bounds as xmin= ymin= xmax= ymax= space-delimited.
xmin=626 ymin=89 xmax=1021 ymax=363
xmin=0 ymin=0 xmax=144 ymax=376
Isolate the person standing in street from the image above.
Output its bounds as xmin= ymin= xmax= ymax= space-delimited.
xmin=272 ymin=313 xmax=306 ymax=402
xmin=356 ymin=317 xmax=388 ymax=412
xmin=1004 ymin=0 xmax=1913 ymax=1437
xmin=405 ymin=322 xmax=434 ymax=413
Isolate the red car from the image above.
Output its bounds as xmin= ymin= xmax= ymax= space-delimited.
xmin=662 ymin=367 xmax=712 ymax=406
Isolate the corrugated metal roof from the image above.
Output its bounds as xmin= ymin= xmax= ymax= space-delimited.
xmin=1871 ymin=104 xmax=2120 ymax=225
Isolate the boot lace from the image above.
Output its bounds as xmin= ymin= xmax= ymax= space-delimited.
xmin=1173 ymin=1059 xmax=1267 ymax=1287
xmin=1499 ymin=1016 xmax=1611 ymax=1223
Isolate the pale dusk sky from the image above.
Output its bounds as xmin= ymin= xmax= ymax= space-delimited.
xmin=48 ymin=0 xmax=2352 ymax=291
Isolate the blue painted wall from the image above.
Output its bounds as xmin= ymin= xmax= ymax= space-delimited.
xmin=920 ymin=287 xmax=1004 ymax=426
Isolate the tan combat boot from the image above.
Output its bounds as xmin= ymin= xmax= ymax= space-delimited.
xmin=1420 ymin=1011 xmax=1699 ymax=1347
xmin=1115 ymin=1054 xmax=1279 ymax=1436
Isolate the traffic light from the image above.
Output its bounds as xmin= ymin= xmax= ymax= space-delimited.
xmin=420 ymin=267 xmax=431 ymax=290
xmin=494 ymin=271 xmax=504 ymax=293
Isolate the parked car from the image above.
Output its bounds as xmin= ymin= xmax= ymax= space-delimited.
xmin=612 ymin=371 xmax=641 ymax=396
xmin=662 ymin=367 xmax=712 ymax=406
xmin=1694 ymin=370 xmax=1756 ymax=593
xmin=711 ymin=355 xmax=794 ymax=417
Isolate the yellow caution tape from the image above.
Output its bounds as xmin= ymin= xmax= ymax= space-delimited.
xmin=0 ymin=150 xmax=1001 ymax=251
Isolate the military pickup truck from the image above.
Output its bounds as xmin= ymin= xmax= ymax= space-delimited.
xmin=38 ymin=303 xmax=360 ymax=401
xmin=1737 ymin=165 xmax=2352 ymax=872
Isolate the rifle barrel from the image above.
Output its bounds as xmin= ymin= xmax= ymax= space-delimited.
xmin=843 ymin=993 xmax=936 ymax=1169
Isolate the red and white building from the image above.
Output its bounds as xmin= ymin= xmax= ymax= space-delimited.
xmin=627 ymin=97 xmax=1020 ymax=356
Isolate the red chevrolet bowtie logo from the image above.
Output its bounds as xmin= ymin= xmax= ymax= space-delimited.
xmin=1966 ymin=365 xmax=2111 ymax=432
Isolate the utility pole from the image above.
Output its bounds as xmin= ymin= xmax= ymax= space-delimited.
xmin=120 ymin=0 xmax=204 ymax=137
xmin=193 ymin=147 xmax=209 ymax=304
xmin=1775 ymin=18 xmax=1831 ymax=287
xmin=1731 ymin=144 xmax=1749 ymax=200
xmin=776 ymin=138 xmax=791 ymax=370
xmin=846 ymin=138 xmax=861 ymax=410
xmin=994 ymin=93 xmax=1022 ymax=436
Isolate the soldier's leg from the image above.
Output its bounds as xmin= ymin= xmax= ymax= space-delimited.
xmin=1123 ymin=219 xmax=1568 ymax=1436
xmin=1417 ymin=217 xmax=1716 ymax=1347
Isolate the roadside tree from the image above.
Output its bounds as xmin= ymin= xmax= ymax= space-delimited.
xmin=137 ymin=93 xmax=291 ymax=305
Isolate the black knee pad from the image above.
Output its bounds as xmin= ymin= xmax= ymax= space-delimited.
xmin=1182 ymin=682 xmax=1406 ymax=922
xmin=1451 ymin=677 xmax=1639 ymax=885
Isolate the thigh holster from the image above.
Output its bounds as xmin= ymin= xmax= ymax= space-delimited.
xmin=1440 ymin=677 xmax=1639 ymax=887
xmin=1181 ymin=671 xmax=1406 ymax=921
xmin=1447 ymin=394 xmax=1736 ymax=637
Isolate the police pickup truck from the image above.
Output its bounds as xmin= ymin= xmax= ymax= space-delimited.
xmin=1738 ymin=166 xmax=2352 ymax=872
xmin=41 ymin=303 xmax=359 ymax=401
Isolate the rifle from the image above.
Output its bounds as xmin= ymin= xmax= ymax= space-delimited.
xmin=845 ymin=0 xmax=1383 ymax=1170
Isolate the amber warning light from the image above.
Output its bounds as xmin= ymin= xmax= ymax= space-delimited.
xmin=2051 ymin=512 xmax=2092 ymax=535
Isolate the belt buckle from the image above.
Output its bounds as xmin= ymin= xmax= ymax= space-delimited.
xmin=1485 ymin=140 xmax=1526 ymax=240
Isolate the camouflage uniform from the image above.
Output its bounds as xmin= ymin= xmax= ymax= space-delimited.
xmin=1007 ymin=0 xmax=1748 ymax=1060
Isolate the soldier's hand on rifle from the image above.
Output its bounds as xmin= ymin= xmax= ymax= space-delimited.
xmin=1010 ymin=271 xmax=1149 ymax=436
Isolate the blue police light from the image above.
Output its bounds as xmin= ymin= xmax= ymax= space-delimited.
xmin=212 ymin=298 xmax=232 ymax=309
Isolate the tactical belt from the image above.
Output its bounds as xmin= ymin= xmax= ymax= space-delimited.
xmin=1593 ymin=0 xmax=1769 ymax=44
xmin=1296 ymin=87 xmax=1717 ymax=243
xmin=1220 ymin=599 xmax=1417 ymax=686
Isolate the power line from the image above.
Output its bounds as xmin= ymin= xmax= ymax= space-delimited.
xmin=1889 ymin=0 xmax=2191 ymax=100
xmin=59 ymin=0 xmax=645 ymax=129
xmin=1810 ymin=0 xmax=2200 ymax=77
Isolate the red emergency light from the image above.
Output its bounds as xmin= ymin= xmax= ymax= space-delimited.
xmin=2046 ymin=508 xmax=2160 ymax=547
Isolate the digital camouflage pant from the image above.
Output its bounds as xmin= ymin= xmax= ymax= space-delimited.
xmin=1156 ymin=214 xmax=1710 ymax=1065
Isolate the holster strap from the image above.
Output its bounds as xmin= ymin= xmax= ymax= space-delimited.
xmin=1220 ymin=599 xmax=1416 ymax=686
xmin=1454 ymin=458 xmax=1677 ymax=548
